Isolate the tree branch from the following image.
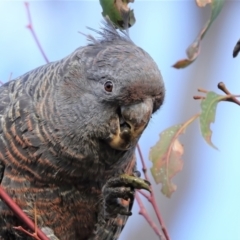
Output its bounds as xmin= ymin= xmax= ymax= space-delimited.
xmin=135 ymin=192 xmax=165 ymax=240
xmin=137 ymin=144 xmax=171 ymax=240
xmin=24 ymin=2 xmax=49 ymax=63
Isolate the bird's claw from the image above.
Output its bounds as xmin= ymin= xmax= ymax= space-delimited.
xmin=102 ymin=174 xmax=150 ymax=217
xmin=119 ymin=174 xmax=151 ymax=192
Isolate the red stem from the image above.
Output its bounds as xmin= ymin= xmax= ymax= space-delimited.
xmin=0 ymin=186 xmax=49 ymax=240
xmin=24 ymin=2 xmax=49 ymax=63
xmin=13 ymin=226 xmax=41 ymax=240
xmin=137 ymin=144 xmax=171 ymax=240
xmin=138 ymin=189 xmax=151 ymax=201
xmin=135 ymin=192 xmax=164 ymax=240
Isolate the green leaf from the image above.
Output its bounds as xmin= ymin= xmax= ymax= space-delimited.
xmin=173 ymin=0 xmax=225 ymax=69
xmin=99 ymin=0 xmax=136 ymax=29
xmin=149 ymin=116 xmax=198 ymax=198
xmin=199 ymin=91 xmax=224 ymax=149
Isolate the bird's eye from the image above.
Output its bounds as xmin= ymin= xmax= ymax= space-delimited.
xmin=104 ymin=81 xmax=113 ymax=92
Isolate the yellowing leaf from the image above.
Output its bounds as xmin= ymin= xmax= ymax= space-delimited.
xmin=173 ymin=0 xmax=225 ymax=69
xmin=149 ymin=115 xmax=198 ymax=198
xmin=99 ymin=0 xmax=135 ymax=29
xmin=172 ymin=59 xmax=197 ymax=69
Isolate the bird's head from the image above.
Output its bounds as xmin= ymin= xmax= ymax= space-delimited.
xmin=54 ymin=20 xmax=165 ymax=156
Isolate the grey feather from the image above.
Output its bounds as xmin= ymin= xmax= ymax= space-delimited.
xmin=0 ymin=17 xmax=165 ymax=240
xmin=84 ymin=17 xmax=133 ymax=45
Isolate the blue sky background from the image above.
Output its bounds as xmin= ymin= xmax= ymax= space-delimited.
xmin=1 ymin=1 xmax=240 ymax=240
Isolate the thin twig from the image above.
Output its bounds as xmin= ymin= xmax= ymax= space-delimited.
xmin=137 ymin=144 xmax=147 ymax=176
xmin=193 ymin=95 xmax=205 ymax=100
xmin=13 ymin=226 xmax=41 ymax=240
xmin=194 ymin=83 xmax=240 ymax=106
xmin=137 ymin=144 xmax=171 ymax=240
xmin=0 ymin=186 xmax=49 ymax=240
xmin=135 ymin=192 xmax=165 ymax=240
xmin=197 ymin=88 xmax=208 ymax=93
xmin=138 ymin=189 xmax=151 ymax=201
xmin=218 ymin=82 xmax=240 ymax=106
xmin=24 ymin=2 xmax=49 ymax=63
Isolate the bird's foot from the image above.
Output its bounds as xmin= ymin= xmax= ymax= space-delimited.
xmin=102 ymin=174 xmax=150 ymax=217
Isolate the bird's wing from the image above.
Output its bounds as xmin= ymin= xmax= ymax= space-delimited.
xmin=0 ymin=81 xmax=11 ymax=182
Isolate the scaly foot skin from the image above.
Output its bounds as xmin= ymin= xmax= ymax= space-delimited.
xmin=102 ymin=174 xmax=151 ymax=217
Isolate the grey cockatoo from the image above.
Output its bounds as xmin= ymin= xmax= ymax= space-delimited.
xmin=0 ymin=19 xmax=165 ymax=240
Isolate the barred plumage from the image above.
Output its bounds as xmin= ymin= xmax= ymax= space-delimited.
xmin=0 ymin=19 xmax=164 ymax=239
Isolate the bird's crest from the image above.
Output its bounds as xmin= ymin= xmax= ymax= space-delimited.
xmin=81 ymin=17 xmax=133 ymax=45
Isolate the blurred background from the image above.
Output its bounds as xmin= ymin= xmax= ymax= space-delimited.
xmin=1 ymin=1 xmax=240 ymax=239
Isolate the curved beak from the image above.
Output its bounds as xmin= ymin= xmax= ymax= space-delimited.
xmin=108 ymin=98 xmax=153 ymax=150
